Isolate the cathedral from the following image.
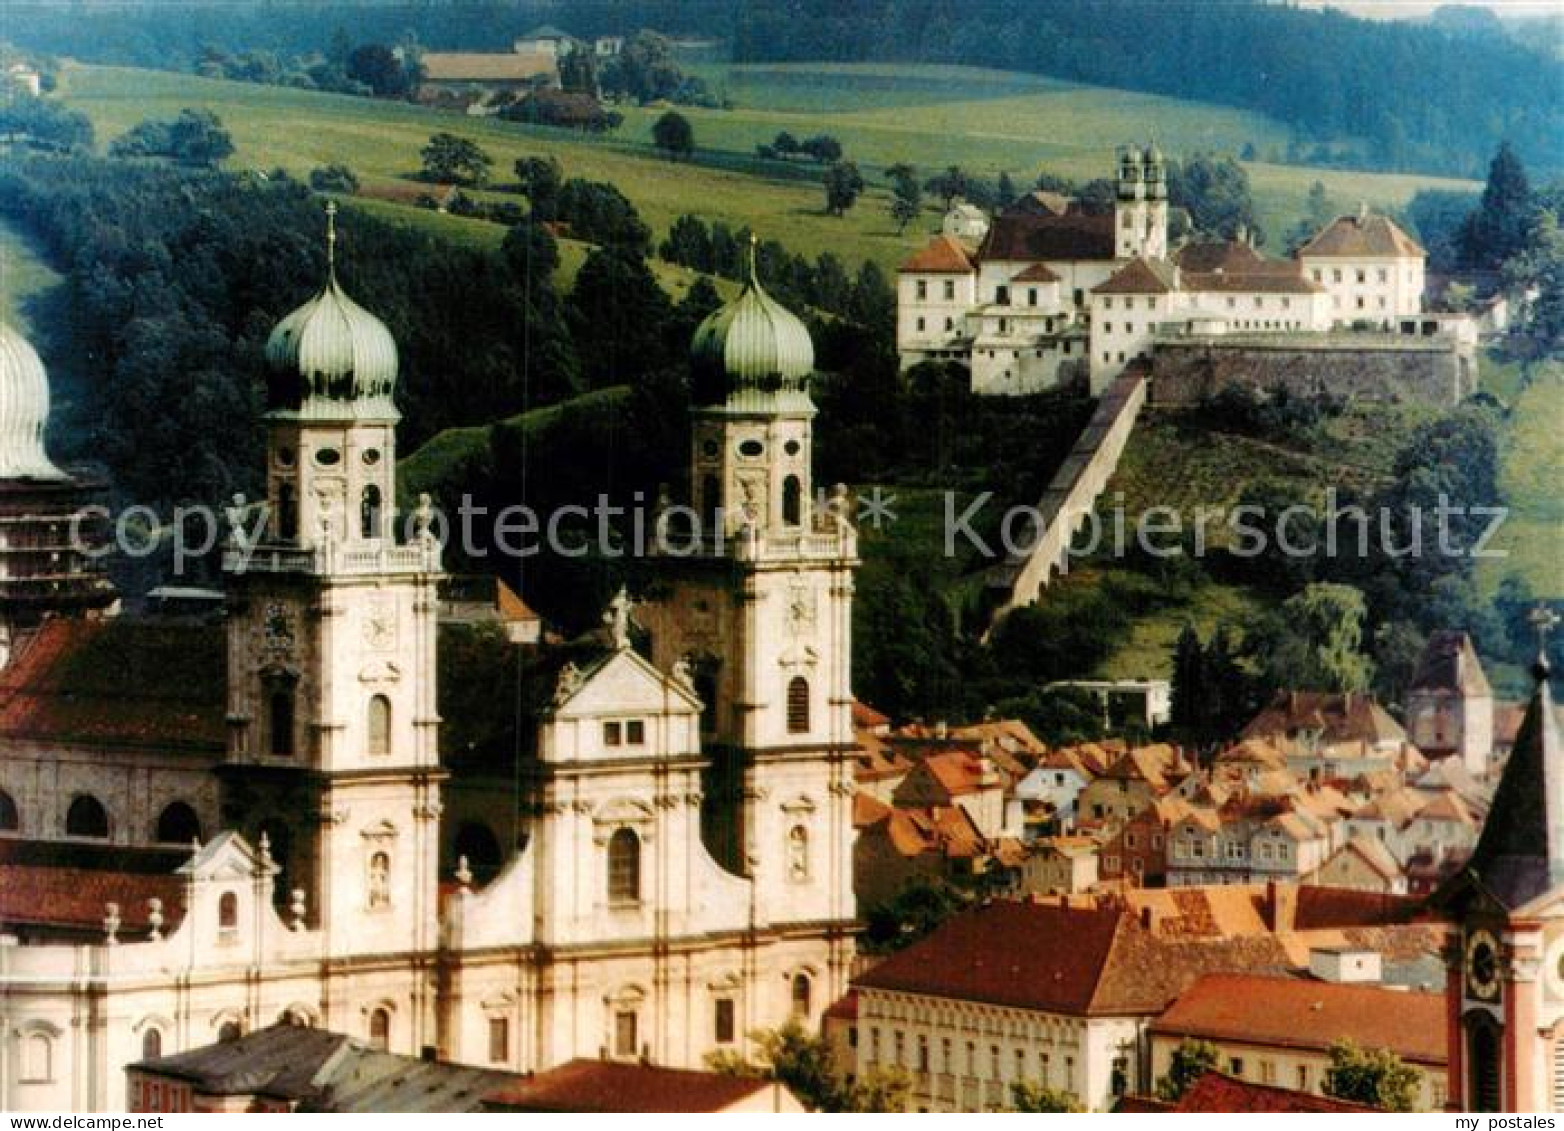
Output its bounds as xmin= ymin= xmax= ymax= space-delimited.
xmin=0 ymin=212 xmax=858 ymax=1112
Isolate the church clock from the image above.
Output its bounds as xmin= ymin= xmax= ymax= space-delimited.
xmin=1464 ymin=928 xmax=1501 ymax=1001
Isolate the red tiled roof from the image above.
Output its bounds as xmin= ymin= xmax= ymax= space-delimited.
xmin=1410 ymin=631 xmax=1492 ymax=697
xmin=1011 ymin=262 xmax=1061 ymax=283
xmin=1298 ymin=213 xmax=1425 ymax=259
xmin=979 ymin=212 xmax=1116 ymax=263
xmin=1173 ymin=240 xmax=1268 ymax=274
xmin=0 ymin=840 xmax=189 ymax=939
xmin=852 ymin=700 xmax=890 ymax=728
xmin=854 ymin=900 xmax=1295 ymax=1017
xmin=1242 ymin=691 xmax=1405 ymax=748
xmin=853 ymin=792 xmax=893 ymax=828
xmin=900 ymin=235 xmax=975 ymax=274
xmin=0 ymin=619 xmax=226 ymax=751
xmin=1183 ymin=267 xmax=1322 ymax=294
xmin=1153 ymin=973 xmax=1446 ymax=1066
xmin=1174 ymin=1072 xmax=1376 ymax=1113
xmin=1092 ymin=257 xmax=1178 ymax=295
xmin=823 ymin=990 xmax=858 ymax=1021
xmin=484 ymin=1059 xmax=780 ymax=1113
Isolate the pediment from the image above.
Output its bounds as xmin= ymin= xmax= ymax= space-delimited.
xmin=552 ymin=649 xmax=701 ymax=718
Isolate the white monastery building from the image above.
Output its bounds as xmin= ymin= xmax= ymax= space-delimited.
xmin=896 ymin=147 xmax=1447 ymax=395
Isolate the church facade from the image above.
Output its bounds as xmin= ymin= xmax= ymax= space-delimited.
xmin=0 ymin=217 xmax=858 ymax=1112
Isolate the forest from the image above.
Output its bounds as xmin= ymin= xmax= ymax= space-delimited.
xmin=7 ymin=0 xmax=1561 ymax=179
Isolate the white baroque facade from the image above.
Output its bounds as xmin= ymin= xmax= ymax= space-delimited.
xmin=0 ymin=223 xmax=859 ymax=1112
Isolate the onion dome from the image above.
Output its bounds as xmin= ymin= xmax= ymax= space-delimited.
xmin=0 ymin=321 xmax=67 ymax=481
xmin=690 ymin=238 xmax=815 ymax=409
xmin=264 ymin=203 xmax=399 ymax=420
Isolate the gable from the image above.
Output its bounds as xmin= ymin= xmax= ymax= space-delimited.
xmin=550 ymin=650 xmax=700 ymax=720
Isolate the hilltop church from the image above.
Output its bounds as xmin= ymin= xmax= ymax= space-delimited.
xmin=0 ymin=213 xmax=858 ymax=1112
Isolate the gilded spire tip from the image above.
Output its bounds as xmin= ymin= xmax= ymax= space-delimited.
xmin=325 ymin=201 xmax=339 ymax=279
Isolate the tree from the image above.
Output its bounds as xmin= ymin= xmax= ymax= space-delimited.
xmin=0 ymin=95 xmax=93 ymax=152
xmin=652 ymin=110 xmax=694 ymax=160
xmin=708 ymin=1022 xmax=906 ymax=1112
xmin=346 ymin=42 xmax=412 ymax=99
xmin=1252 ymin=583 xmax=1375 ymax=694
xmin=773 ymin=130 xmax=799 ymax=155
xmin=800 ymin=134 xmax=843 ymax=163
xmin=997 ymin=171 xmax=1017 ymax=207
xmin=889 ymin=168 xmax=923 ymax=233
xmin=109 ymin=109 xmax=233 ymax=167
xmin=1285 ymin=180 xmax=1334 ymax=253
xmin=1322 ymin=1039 xmax=1421 ymax=1111
xmin=421 ymin=132 xmax=492 ymax=186
xmin=823 ymin=160 xmax=866 ymax=217
xmin=861 ymin=877 xmax=971 ymax=954
xmin=1155 ymin=1039 xmax=1220 ymax=1102
xmin=1168 ymin=153 xmax=1261 ymax=242
xmin=309 ymin=163 xmax=359 ymax=194
xmin=514 ymin=155 xmax=564 ymax=220
xmin=567 ymin=247 xmax=674 ymax=387
xmin=601 ymin=30 xmax=708 ymax=105
xmin=1010 ymin=1080 xmax=1083 ymax=1112
xmin=925 ymin=165 xmax=968 ymax=210
xmin=555 ymin=178 xmax=651 ymax=253
xmin=1461 ymin=140 xmax=1533 ymax=270
xmin=1170 ymin=625 xmax=1205 ymax=733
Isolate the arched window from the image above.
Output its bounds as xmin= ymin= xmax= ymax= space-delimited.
xmin=141 ymin=1027 xmax=163 ymax=1061
xmin=65 ymin=794 xmax=108 ymax=839
xmin=1469 ymin=1018 xmax=1501 ymax=1112
xmin=368 ymin=851 xmax=391 ymax=908
xmin=217 ymin=1020 xmax=242 ymax=1044
xmin=0 ymin=788 xmax=17 ymax=832
xmin=268 ymin=688 xmax=295 ymax=757
xmin=787 ymin=825 xmax=809 ymax=882
xmin=21 ymin=1032 xmax=52 ymax=1082
xmin=360 ymin=484 xmax=383 ymax=540
xmin=369 ymin=1007 xmax=391 ymax=1052
xmin=607 ymin=828 xmax=640 ymax=905
xmin=786 ymin=677 xmax=810 ymax=735
xmin=367 ymin=695 xmax=391 ymax=756
xmin=703 ymin=474 xmax=721 ymax=534
xmin=155 ymin=802 xmax=201 ymax=844
xmin=782 ymin=475 xmax=802 ymax=527
xmin=790 ymin=973 xmax=812 ymax=1018
xmin=277 ymin=483 xmax=298 ymax=542
xmin=218 ymin=891 xmax=238 ymax=931
xmin=454 ymin=822 xmax=503 ymax=871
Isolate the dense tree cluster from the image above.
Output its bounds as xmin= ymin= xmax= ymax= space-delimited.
xmin=108 ymin=108 xmax=235 ymax=167
xmin=0 ymin=94 xmax=93 ymax=152
xmin=657 ymin=213 xmax=893 ymax=328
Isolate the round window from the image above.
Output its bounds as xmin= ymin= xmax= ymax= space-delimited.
xmin=275 ymin=447 xmax=296 ymax=468
xmin=362 ymin=449 xmax=382 ymax=466
xmin=702 ymin=439 xmax=720 ymax=458
xmin=738 ymin=439 xmax=765 ymax=458
xmin=784 ymin=440 xmax=802 ymax=457
xmin=314 ymin=448 xmax=342 ymax=467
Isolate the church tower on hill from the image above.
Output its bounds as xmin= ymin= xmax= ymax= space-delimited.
xmin=1435 ymin=607 xmax=1564 ymax=1113
xmin=636 ymin=244 xmax=859 ymax=953
xmin=219 ymin=205 xmax=445 ymax=987
xmin=1114 ymin=143 xmax=1168 ymax=260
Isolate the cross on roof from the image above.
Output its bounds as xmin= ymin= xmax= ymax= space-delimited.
xmin=325 ymin=201 xmax=338 ymax=275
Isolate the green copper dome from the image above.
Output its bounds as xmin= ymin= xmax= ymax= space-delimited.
xmin=263 ymin=205 xmax=399 ymax=421
xmin=690 ymin=247 xmax=814 ymax=407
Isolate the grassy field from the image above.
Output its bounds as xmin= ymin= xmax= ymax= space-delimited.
xmin=0 ymin=217 xmax=62 ymax=331
xmin=53 ymin=62 xmax=1477 ymax=276
xmin=1479 ymin=359 xmax=1564 ymax=599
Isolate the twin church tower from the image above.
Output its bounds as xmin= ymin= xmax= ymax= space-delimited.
xmin=217 ymin=207 xmax=858 ymax=1070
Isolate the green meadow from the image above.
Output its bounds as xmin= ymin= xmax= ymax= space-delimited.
xmin=54 ymin=62 xmax=1477 ymax=276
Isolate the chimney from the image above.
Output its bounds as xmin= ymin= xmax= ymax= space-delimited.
xmin=1357 ymin=201 xmax=1369 ymax=225
xmin=1266 ymin=880 xmax=1297 ymax=934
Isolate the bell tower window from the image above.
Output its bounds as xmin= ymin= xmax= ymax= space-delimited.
xmin=360 ymin=484 xmax=382 ymax=539
xmin=786 ymin=676 xmax=810 ymax=734
xmin=367 ymin=695 xmax=391 ymax=756
xmin=368 ymin=851 xmax=391 ymax=908
xmin=782 ymin=476 xmax=803 ymax=527
xmin=268 ymin=687 xmax=296 ymax=757
xmin=277 ymin=483 xmax=298 ymax=542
